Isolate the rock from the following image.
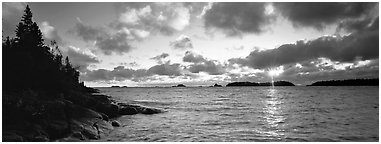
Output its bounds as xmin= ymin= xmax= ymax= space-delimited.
xmin=141 ymin=107 xmax=163 ymax=114
xmin=32 ymin=135 xmax=49 ymax=142
xmin=46 ymin=120 xmax=69 ymax=140
xmin=71 ymin=132 xmax=85 ymax=140
xmin=119 ymin=106 xmax=139 ymax=115
xmin=69 ymin=104 xmax=102 ymax=120
xmin=3 ymin=131 xmax=24 ymax=142
xmin=96 ymin=103 xmax=119 ymax=118
xmin=91 ymin=94 xmax=112 ymax=104
xmin=111 ymin=120 xmax=121 ymax=127
xmin=92 ymin=120 xmax=113 ymax=138
xmin=81 ymin=126 xmax=99 ymax=140
xmin=99 ymin=112 xmax=109 ymax=121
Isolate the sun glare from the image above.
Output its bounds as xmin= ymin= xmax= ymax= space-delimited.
xmin=268 ymin=66 xmax=284 ymax=77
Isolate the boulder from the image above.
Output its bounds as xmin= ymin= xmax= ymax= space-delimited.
xmin=81 ymin=126 xmax=99 ymax=140
xmin=96 ymin=103 xmax=119 ymax=118
xmin=69 ymin=104 xmax=102 ymax=120
xmin=119 ymin=106 xmax=138 ymax=115
xmin=71 ymin=132 xmax=85 ymax=140
xmin=140 ymin=107 xmax=163 ymax=114
xmin=91 ymin=94 xmax=112 ymax=104
xmin=32 ymin=135 xmax=49 ymax=142
xmin=46 ymin=120 xmax=69 ymax=140
xmin=99 ymin=112 xmax=109 ymax=121
xmin=111 ymin=120 xmax=121 ymax=127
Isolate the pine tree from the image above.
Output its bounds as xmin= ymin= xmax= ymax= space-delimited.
xmin=4 ymin=5 xmax=84 ymax=94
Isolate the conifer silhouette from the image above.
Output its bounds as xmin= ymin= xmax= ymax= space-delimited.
xmin=3 ymin=5 xmax=86 ymax=95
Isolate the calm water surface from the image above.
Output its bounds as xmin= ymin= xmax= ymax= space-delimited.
xmin=96 ymin=86 xmax=378 ymax=142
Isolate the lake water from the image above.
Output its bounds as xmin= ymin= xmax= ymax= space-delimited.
xmin=96 ymin=86 xmax=379 ymax=142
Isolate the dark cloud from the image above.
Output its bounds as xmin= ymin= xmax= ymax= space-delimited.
xmin=273 ymin=2 xmax=376 ymax=30
xmin=65 ymin=46 xmax=100 ymax=72
xmin=81 ymin=62 xmax=184 ymax=82
xmin=2 ymin=2 xmax=26 ymax=38
xmin=230 ymin=16 xmax=378 ymax=69
xmin=82 ymin=69 xmax=113 ymax=81
xmin=188 ymin=61 xmax=226 ymax=75
xmin=337 ymin=16 xmax=379 ymax=33
xmin=95 ymin=32 xmax=134 ymax=55
xmin=183 ymin=51 xmax=226 ymax=75
xmin=170 ymin=35 xmax=193 ymax=50
xmin=147 ymin=62 xmax=183 ymax=76
xmin=71 ymin=19 xmax=101 ymax=41
xmin=204 ymin=2 xmax=274 ymax=36
xmin=277 ymin=59 xmax=379 ymax=85
xmin=183 ymin=51 xmax=207 ymax=63
xmin=225 ymin=58 xmax=379 ymax=85
xmin=71 ymin=20 xmax=134 ymax=55
xmin=150 ymin=53 xmax=169 ymax=64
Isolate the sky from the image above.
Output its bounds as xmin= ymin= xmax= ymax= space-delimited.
xmin=2 ymin=2 xmax=379 ymax=87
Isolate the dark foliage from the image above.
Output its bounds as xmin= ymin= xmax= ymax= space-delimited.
xmin=3 ymin=5 xmax=88 ymax=95
xmin=226 ymin=81 xmax=295 ymax=87
xmin=3 ymin=5 xmax=100 ymax=141
xmin=307 ymin=78 xmax=379 ymax=86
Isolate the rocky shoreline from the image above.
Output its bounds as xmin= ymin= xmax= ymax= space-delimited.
xmin=3 ymin=92 xmax=164 ymax=142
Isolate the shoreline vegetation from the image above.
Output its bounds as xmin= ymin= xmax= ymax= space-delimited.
xmin=307 ymin=78 xmax=379 ymax=86
xmin=2 ymin=5 xmax=163 ymax=142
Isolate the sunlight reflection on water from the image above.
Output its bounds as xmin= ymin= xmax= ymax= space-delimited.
xmin=262 ymin=88 xmax=286 ymax=140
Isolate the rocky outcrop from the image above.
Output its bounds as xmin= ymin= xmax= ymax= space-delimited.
xmin=3 ymin=92 xmax=164 ymax=142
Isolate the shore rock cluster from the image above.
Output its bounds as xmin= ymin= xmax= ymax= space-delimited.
xmin=3 ymin=92 xmax=164 ymax=142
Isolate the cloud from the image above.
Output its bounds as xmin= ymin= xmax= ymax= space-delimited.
xmin=183 ymin=51 xmax=226 ymax=75
xmin=230 ymin=16 xmax=378 ymax=69
xmin=114 ymin=2 xmax=192 ymax=36
xmin=81 ymin=61 xmax=185 ymax=82
xmin=150 ymin=53 xmax=169 ymax=64
xmin=65 ymin=46 xmax=100 ymax=71
xmin=273 ymin=2 xmax=376 ymax=30
xmin=40 ymin=21 xmax=63 ymax=44
xmin=71 ymin=19 xmax=134 ymax=55
xmin=276 ymin=58 xmax=379 ymax=85
xmin=188 ymin=61 xmax=226 ymax=75
xmin=183 ymin=51 xmax=206 ymax=63
xmin=204 ymin=2 xmax=274 ymax=37
xmin=95 ymin=31 xmax=134 ymax=55
xmin=2 ymin=2 xmax=26 ymax=38
xmin=170 ymin=35 xmax=193 ymax=50
xmin=71 ymin=19 xmax=102 ymax=41
xmin=120 ymin=62 xmax=139 ymax=67
xmin=147 ymin=62 xmax=183 ymax=76
xmin=81 ymin=69 xmax=113 ymax=81
xmin=81 ymin=66 xmax=149 ymax=82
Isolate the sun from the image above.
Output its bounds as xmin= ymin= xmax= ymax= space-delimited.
xmin=268 ymin=66 xmax=284 ymax=77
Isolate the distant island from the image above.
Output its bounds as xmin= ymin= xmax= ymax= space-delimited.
xmin=211 ymin=83 xmax=223 ymax=87
xmin=172 ymin=84 xmax=186 ymax=87
xmin=307 ymin=78 xmax=379 ymax=86
xmin=226 ymin=81 xmax=295 ymax=87
xmin=111 ymin=86 xmax=120 ymax=88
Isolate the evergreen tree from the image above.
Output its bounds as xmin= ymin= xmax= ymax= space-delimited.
xmin=4 ymin=5 xmax=85 ymax=95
